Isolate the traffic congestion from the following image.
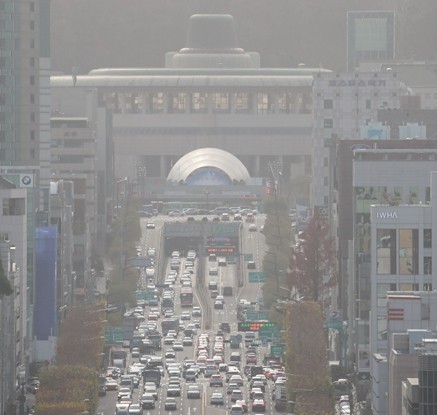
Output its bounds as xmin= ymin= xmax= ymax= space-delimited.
xmin=96 ymin=209 xmax=289 ymax=415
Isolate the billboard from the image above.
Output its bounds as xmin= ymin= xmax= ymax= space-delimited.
xmin=34 ymin=227 xmax=57 ymax=340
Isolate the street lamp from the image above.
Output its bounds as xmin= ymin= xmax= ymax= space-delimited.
xmin=204 ymin=187 xmax=211 ymax=210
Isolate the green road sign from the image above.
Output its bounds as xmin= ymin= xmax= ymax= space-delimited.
xmin=105 ymin=328 xmax=124 ymax=343
xmin=246 ymin=310 xmax=270 ymax=321
xmin=270 ymin=345 xmax=285 ymax=356
xmin=244 ymin=254 xmax=253 ymax=261
xmin=249 ymin=272 xmax=266 ymax=283
xmin=259 ymin=323 xmax=280 ymax=339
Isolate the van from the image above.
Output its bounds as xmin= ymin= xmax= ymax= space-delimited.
xmin=230 ymin=352 xmax=241 ymax=362
xmin=209 ymin=254 xmax=217 ymax=262
xmin=115 ymin=404 xmax=130 ymax=415
xmin=218 ymin=257 xmax=227 ymax=266
xmin=120 ymin=375 xmax=134 ymax=391
xmin=208 ymin=281 xmax=218 ymax=290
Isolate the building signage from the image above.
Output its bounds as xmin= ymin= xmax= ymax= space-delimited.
xmin=328 ymin=79 xmax=387 ymax=87
xmin=238 ymin=322 xmax=276 ymax=332
xmin=206 ymin=246 xmax=236 ymax=254
xmin=376 ymin=211 xmax=398 ymax=219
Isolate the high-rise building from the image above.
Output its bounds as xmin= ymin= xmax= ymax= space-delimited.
xmin=347 ymin=11 xmax=395 ymax=72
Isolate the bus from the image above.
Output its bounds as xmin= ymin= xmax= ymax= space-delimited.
xmin=180 ymin=286 xmax=194 ymax=307
xmin=161 ymin=317 xmax=180 ymax=335
xmin=110 ymin=347 xmax=127 ymax=369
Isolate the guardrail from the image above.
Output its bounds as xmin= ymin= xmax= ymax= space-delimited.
xmin=195 ymin=244 xmax=213 ymax=331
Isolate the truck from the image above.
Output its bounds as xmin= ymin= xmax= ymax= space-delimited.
xmin=274 ymin=384 xmax=288 ymax=411
xmin=230 ymin=334 xmax=241 ymax=349
xmin=110 ymin=347 xmax=127 ymax=371
xmin=142 ymin=368 xmax=161 ymax=387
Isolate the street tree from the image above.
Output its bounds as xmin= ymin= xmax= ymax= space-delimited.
xmin=284 ymin=301 xmax=334 ymax=415
xmin=287 ymin=211 xmax=336 ymax=304
xmin=261 ymin=195 xmax=293 ymax=306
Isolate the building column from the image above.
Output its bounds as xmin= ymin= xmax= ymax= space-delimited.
xmin=254 ymin=155 xmax=260 ymax=177
xmin=160 ymin=155 xmax=167 ymax=179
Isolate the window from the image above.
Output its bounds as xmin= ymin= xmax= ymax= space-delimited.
xmin=151 ymin=92 xmax=164 ymax=113
xmin=30 ymin=2 xmax=35 ymax=12
xmin=30 ymin=131 xmax=35 ymax=140
xmin=30 ymin=20 xmax=35 ymax=31
xmin=190 ymin=92 xmax=207 ymax=113
xmin=323 ymin=99 xmax=333 ymax=109
xmin=323 ymin=119 xmax=333 ymax=128
xmin=424 ymin=229 xmax=432 ymax=249
xmin=235 ymin=93 xmax=251 ymax=113
xmin=30 ymin=112 xmax=35 ymax=122
xmin=30 ymin=57 xmax=35 ymax=67
xmin=30 ymin=94 xmax=35 ymax=104
xmin=211 ymin=93 xmax=229 ymax=113
xmin=366 ymin=99 xmax=371 ymax=109
xmin=324 ymin=176 xmax=328 ymax=186
xmin=30 ymin=75 xmax=34 ymax=86
xmin=324 ymin=157 xmax=328 ymax=167
xmin=423 ymin=283 xmax=432 ymax=291
xmin=377 ymin=229 xmax=396 ymax=274
xmin=399 ymin=229 xmax=418 ymax=275
xmin=169 ymin=93 xmax=186 ymax=113
xmin=424 ymin=257 xmax=432 ymax=275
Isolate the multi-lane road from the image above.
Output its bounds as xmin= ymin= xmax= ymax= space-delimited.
xmin=97 ymin=213 xmax=276 ymax=415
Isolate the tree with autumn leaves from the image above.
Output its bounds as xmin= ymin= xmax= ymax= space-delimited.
xmin=284 ymin=301 xmax=335 ymax=415
xmin=287 ymin=211 xmax=336 ymax=306
xmin=34 ymin=305 xmax=105 ymax=415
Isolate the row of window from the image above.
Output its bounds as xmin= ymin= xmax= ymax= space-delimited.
xmin=376 ymin=228 xmax=432 ymax=275
xmin=100 ymin=91 xmax=312 ymax=115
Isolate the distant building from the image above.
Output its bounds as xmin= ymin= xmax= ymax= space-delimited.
xmin=312 ymin=70 xmax=402 ymax=218
xmin=51 ymin=14 xmax=330 ymax=187
xmin=347 ymin=11 xmax=395 ymax=72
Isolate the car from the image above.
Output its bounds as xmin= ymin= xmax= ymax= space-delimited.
xmin=214 ymin=300 xmax=224 ymax=309
xmin=183 ymin=337 xmax=193 ymax=346
xmin=166 ymin=385 xmax=181 ymax=396
xmin=212 ymin=216 xmax=220 ymax=222
xmin=209 ymin=267 xmax=218 ymax=276
xmin=164 ymin=397 xmax=177 ymax=411
xmin=251 ymin=380 xmax=265 ymax=392
xmin=227 ymin=382 xmax=239 ymax=394
xmin=246 ymin=213 xmax=255 ymax=223
xmin=247 ymin=261 xmax=256 ymax=269
xmin=187 ymin=385 xmax=201 ymax=399
xmin=252 ymin=399 xmax=266 ymax=413
xmin=192 ymin=306 xmax=202 ymax=316
xmin=164 ymin=334 xmax=175 ymax=345
xmin=185 ymin=368 xmax=199 ymax=382
xmin=221 ymin=213 xmax=230 ymax=221
xmin=248 ymin=223 xmax=257 ymax=232
xmin=234 ymin=213 xmax=242 ymax=221
xmin=128 ymin=404 xmax=143 ymax=415
xmin=173 ymin=341 xmax=184 ymax=351
xmin=231 ymin=389 xmax=244 ymax=402
xmin=230 ymin=405 xmax=244 ymax=415
xmin=165 ymin=349 xmax=176 ymax=359
xmin=25 ymin=378 xmax=40 ymax=394
xmin=168 ymin=209 xmax=186 ymax=217
xmin=140 ymin=393 xmax=155 ymax=409
xmin=211 ymin=289 xmax=219 ymax=298
xmin=144 ymin=384 xmax=158 ymax=400
xmin=146 ymin=222 xmax=155 ymax=229
xmin=105 ymin=378 xmax=118 ymax=391
xmin=117 ymin=387 xmax=132 ymax=401
xmin=235 ymin=400 xmax=248 ymax=412
xmin=115 ymin=404 xmax=130 ymax=415
xmin=181 ymin=311 xmax=191 ymax=320
xmin=210 ymin=374 xmax=223 ymax=387
xmin=210 ymin=392 xmax=225 ymax=405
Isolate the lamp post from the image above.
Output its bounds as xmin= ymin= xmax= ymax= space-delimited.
xmin=204 ymin=187 xmax=211 ymax=211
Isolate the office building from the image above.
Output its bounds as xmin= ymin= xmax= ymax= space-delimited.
xmin=347 ymin=11 xmax=395 ymax=72
xmin=312 ymin=71 xmax=402 ymax=217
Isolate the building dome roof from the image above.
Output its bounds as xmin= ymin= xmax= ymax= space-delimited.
xmin=167 ymin=148 xmax=250 ymax=184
